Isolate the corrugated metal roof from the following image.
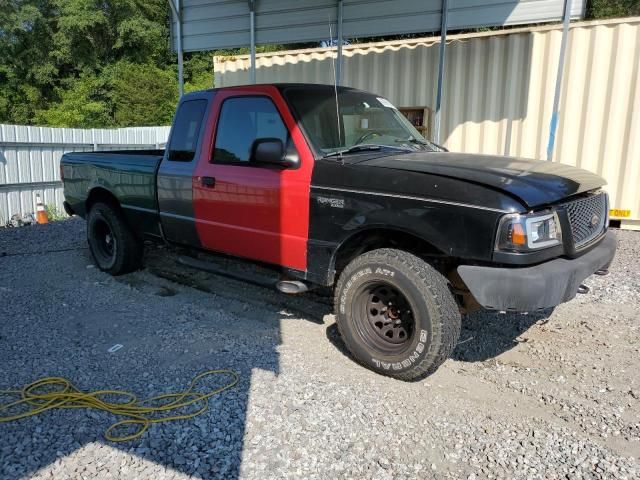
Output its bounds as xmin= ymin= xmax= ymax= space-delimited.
xmin=174 ymin=0 xmax=586 ymax=52
xmin=215 ymin=17 xmax=640 ymax=226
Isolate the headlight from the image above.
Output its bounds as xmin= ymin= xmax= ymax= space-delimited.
xmin=495 ymin=211 xmax=562 ymax=252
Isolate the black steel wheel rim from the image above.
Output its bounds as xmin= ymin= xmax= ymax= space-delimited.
xmin=91 ymin=218 xmax=116 ymax=265
xmin=353 ymin=281 xmax=416 ymax=354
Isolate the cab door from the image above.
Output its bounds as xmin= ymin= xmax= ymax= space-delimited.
xmin=157 ymin=93 xmax=210 ymax=247
xmin=192 ymin=86 xmax=314 ymax=271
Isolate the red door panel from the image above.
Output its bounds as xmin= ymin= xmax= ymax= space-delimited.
xmin=192 ymin=86 xmax=314 ymax=271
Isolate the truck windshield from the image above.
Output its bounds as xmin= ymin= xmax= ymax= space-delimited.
xmin=284 ymin=87 xmax=444 ymax=157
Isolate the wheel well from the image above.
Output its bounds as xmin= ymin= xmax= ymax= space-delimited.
xmin=85 ymin=187 xmax=143 ymax=242
xmin=331 ymin=229 xmax=478 ymax=314
xmin=86 ymin=187 xmax=120 ymax=213
xmin=332 ymin=228 xmax=446 ymax=280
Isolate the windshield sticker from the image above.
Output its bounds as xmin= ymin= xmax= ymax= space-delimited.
xmin=377 ymin=97 xmax=397 ymax=109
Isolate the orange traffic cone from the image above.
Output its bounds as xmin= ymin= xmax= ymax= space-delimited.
xmin=35 ymin=194 xmax=48 ymax=224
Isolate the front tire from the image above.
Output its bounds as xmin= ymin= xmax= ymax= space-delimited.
xmin=334 ymin=249 xmax=461 ymax=381
xmin=87 ymin=202 xmax=143 ymax=275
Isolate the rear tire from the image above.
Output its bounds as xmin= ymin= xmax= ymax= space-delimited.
xmin=334 ymin=248 xmax=461 ymax=381
xmin=87 ymin=202 xmax=143 ymax=275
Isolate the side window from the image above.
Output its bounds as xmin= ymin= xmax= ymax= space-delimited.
xmin=168 ymin=100 xmax=207 ymax=161
xmin=212 ymin=96 xmax=288 ymax=164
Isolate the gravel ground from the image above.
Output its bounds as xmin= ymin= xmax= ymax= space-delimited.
xmin=0 ymin=219 xmax=638 ymax=480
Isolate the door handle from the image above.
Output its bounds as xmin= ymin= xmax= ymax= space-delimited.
xmin=201 ymin=176 xmax=216 ymax=188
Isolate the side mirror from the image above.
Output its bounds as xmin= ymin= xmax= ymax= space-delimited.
xmin=250 ymin=138 xmax=299 ymax=169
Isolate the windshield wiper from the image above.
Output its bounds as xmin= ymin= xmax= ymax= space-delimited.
xmin=395 ymin=136 xmax=429 ymax=145
xmin=324 ymin=144 xmax=410 ymax=158
xmin=395 ymin=136 xmax=448 ymax=152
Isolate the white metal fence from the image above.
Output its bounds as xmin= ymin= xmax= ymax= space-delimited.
xmin=0 ymin=124 xmax=171 ymax=225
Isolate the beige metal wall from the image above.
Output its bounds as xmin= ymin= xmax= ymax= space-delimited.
xmin=215 ymin=17 xmax=640 ymax=227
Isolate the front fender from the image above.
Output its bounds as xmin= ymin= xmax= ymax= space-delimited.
xmin=306 ymin=189 xmax=502 ymax=285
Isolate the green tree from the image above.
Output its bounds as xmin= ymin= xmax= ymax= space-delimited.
xmin=0 ymin=0 xmax=180 ymax=127
xmin=185 ymin=52 xmax=214 ymax=93
xmin=108 ymin=61 xmax=178 ymax=126
xmin=587 ymin=0 xmax=640 ymax=19
xmin=34 ymin=73 xmax=112 ymax=127
xmin=0 ymin=1 xmax=57 ymax=123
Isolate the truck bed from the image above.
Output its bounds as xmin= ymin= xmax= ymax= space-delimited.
xmin=61 ymin=150 xmax=165 ymax=235
xmin=63 ymin=149 xmax=164 ymax=168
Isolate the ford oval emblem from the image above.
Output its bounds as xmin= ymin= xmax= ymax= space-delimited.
xmin=590 ymin=214 xmax=600 ymax=227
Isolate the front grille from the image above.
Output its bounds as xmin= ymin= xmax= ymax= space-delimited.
xmin=564 ymin=192 xmax=607 ymax=249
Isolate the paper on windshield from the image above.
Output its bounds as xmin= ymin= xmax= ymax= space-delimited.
xmin=377 ymin=97 xmax=397 ymax=109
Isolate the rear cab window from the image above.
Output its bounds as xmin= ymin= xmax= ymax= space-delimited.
xmin=168 ymin=99 xmax=208 ymax=162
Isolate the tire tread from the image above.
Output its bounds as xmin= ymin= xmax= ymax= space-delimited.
xmin=334 ymin=248 xmax=461 ymax=381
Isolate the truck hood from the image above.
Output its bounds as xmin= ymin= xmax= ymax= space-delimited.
xmin=359 ymin=152 xmax=606 ymax=208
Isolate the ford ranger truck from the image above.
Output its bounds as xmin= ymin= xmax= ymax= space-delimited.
xmin=61 ymin=84 xmax=616 ymax=380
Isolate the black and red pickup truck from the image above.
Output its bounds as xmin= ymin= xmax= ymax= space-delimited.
xmin=61 ymin=84 xmax=616 ymax=380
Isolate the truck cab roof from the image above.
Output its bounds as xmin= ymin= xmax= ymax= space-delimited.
xmin=180 ymin=83 xmax=363 ymax=99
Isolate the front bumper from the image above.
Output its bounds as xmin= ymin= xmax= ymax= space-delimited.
xmin=457 ymin=231 xmax=617 ymax=312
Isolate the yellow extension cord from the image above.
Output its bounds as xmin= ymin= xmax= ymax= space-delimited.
xmin=0 ymin=370 xmax=239 ymax=442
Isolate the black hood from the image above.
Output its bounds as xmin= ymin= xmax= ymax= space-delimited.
xmin=358 ymin=152 xmax=606 ymax=208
